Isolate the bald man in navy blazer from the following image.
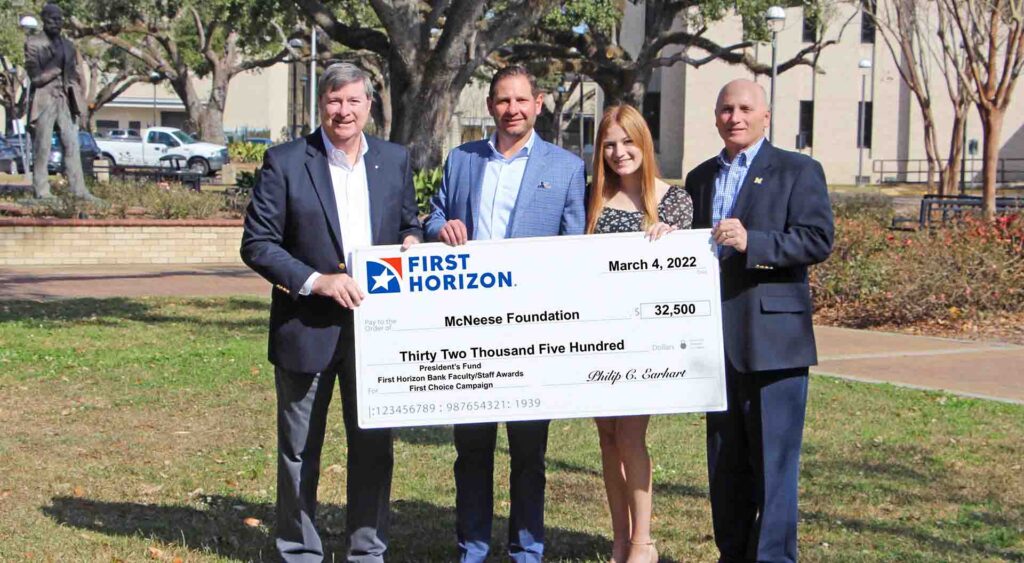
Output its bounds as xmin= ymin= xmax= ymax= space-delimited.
xmin=685 ymin=79 xmax=833 ymax=563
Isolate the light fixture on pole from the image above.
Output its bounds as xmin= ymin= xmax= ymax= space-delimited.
xmin=765 ymin=6 xmax=786 ymax=144
xmin=18 ymin=15 xmax=39 ymax=182
xmin=857 ymin=58 xmax=872 ymax=186
xmin=149 ymin=71 xmax=162 ymax=128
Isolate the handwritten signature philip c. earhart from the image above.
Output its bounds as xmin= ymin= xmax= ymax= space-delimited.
xmin=587 ymin=368 xmax=688 ymax=384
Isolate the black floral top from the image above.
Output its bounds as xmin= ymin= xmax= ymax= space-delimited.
xmin=594 ymin=185 xmax=694 ymax=233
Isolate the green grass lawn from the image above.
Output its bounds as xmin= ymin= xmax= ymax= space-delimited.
xmin=0 ymin=297 xmax=1021 ymax=562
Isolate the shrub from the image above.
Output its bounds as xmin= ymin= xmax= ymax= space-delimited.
xmin=235 ymin=170 xmax=257 ymax=189
xmin=90 ymin=180 xmax=225 ymax=219
xmin=812 ymin=208 xmax=1024 ymax=326
xmin=830 ymin=192 xmax=895 ymax=224
xmin=414 ymin=167 xmax=443 ymax=215
xmin=228 ymin=142 xmax=268 ymax=164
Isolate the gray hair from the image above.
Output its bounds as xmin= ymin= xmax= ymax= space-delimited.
xmin=318 ymin=62 xmax=375 ymax=102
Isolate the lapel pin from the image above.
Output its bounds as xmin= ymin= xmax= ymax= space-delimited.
xmin=753 ymin=177 xmax=763 ymax=185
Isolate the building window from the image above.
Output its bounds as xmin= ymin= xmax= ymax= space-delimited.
xmin=95 ymin=120 xmax=119 ymax=134
xmin=802 ymin=10 xmax=818 ymax=43
xmin=861 ymin=0 xmax=876 ymax=44
xmin=798 ymin=101 xmax=813 ymax=148
xmin=128 ymin=120 xmax=141 ymax=131
xmin=642 ymin=92 xmax=661 ymax=151
xmin=857 ymin=101 xmax=873 ymax=148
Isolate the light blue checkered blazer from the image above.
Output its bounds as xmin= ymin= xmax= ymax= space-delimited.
xmin=425 ymin=136 xmax=586 ymax=240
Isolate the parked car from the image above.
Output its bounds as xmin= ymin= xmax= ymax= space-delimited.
xmin=3 ymin=131 xmax=99 ymax=176
xmin=95 ymin=127 xmax=229 ymax=176
xmin=0 ymin=137 xmax=20 ymax=174
xmin=47 ymin=131 xmax=102 ymax=177
xmin=106 ymin=129 xmax=141 ymax=140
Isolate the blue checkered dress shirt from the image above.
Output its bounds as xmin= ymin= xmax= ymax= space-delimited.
xmin=712 ymin=137 xmax=765 ymax=227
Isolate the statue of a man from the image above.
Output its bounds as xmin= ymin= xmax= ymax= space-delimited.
xmin=24 ymin=2 xmax=94 ymax=201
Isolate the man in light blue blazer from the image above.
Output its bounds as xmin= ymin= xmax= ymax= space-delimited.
xmin=425 ymin=65 xmax=586 ymax=562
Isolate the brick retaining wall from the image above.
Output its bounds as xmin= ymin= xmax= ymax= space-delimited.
xmin=0 ymin=219 xmax=244 ymax=266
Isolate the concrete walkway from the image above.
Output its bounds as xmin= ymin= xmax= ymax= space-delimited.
xmin=1 ymin=264 xmax=1021 ymax=404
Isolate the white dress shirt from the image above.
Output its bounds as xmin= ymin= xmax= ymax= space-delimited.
xmin=474 ymin=130 xmax=536 ymax=240
xmin=301 ymin=129 xmax=371 ymax=295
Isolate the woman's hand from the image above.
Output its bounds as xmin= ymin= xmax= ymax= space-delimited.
xmin=645 ymin=221 xmax=677 ymax=241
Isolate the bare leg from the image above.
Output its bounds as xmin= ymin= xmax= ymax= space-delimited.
xmin=615 ymin=415 xmax=656 ymax=563
xmin=595 ymin=417 xmax=629 ymax=562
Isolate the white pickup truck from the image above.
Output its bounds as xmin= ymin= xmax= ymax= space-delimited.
xmin=95 ymin=127 xmax=229 ymax=175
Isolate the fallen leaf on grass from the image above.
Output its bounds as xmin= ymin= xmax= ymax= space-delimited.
xmin=147 ymin=546 xmax=164 ymax=559
xmin=72 ymin=486 xmax=85 ymax=497
xmin=172 ymin=558 xmax=184 ymax=563
xmin=243 ymin=517 xmax=261 ymax=527
xmin=325 ymin=464 xmax=343 ymax=474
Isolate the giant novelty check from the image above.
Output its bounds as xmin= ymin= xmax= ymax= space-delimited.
xmin=351 ymin=230 xmax=726 ymax=429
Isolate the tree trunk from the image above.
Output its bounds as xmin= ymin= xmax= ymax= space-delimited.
xmin=200 ymin=71 xmax=231 ymax=145
xmin=168 ymin=73 xmax=211 ymax=140
xmin=390 ymin=84 xmax=456 ymax=170
xmin=941 ymin=108 xmax=967 ymax=196
xmin=372 ymin=85 xmax=393 ymax=139
xmin=978 ymin=106 xmax=1003 ymax=221
xmin=594 ymin=64 xmax=646 ymax=109
xmin=387 ymin=54 xmax=465 ymax=170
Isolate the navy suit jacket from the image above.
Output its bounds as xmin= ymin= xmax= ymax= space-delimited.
xmin=685 ymin=142 xmax=834 ymax=373
xmin=241 ymin=130 xmax=422 ymax=373
xmin=424 ymin=136 xmax=586 ymax=240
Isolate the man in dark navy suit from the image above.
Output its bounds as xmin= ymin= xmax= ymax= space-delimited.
xmin=685 ymin=79 xmax=834 ymax=563
xmin=241 ymin=63 xmax=421 ymax=562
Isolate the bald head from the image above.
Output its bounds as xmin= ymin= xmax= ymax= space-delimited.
xmin=716 ymin=79 xmax=768 ymax=111
xmin=714 ymin=79 xmax=771 ymax=158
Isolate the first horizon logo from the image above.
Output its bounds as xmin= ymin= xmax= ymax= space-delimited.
xmin=365 ymin=253 xmax=514 ymax=294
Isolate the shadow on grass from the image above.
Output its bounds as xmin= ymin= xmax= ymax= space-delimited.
xmin=801 ymin=509 xmax=1024 ymax=561
xmin=44 ymin=495 xmax=653 ymax=562
xmin=394 ymin=425 xmax=453 ymax=447
xmin=801 ymin=443 xmax=1024 ymax=561
xmin=0 ymin=297 xmax=265 ymax=332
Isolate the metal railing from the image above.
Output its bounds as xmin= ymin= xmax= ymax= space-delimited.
xmin=917 ymin=194 xmax=1024 ymax=227
xmin=873 ymin=158 xmax=1024 ymax=185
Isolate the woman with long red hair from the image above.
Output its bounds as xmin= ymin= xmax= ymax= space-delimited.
xmin=588 ymin=104 xmax=692 ymax=563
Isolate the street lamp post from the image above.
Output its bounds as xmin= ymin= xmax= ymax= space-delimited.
xmin=18 ymin=15 xmax=38 ymax=183
xmin=765 ymin=6 xmax=786 ymax=145
xmin=287 ymin=38 xmax=305 ymax=139
xmin=149 ymin=71 xmax=161 ymax=127
xmin=309 ymin=28 xmax=317 ymax=129
xmin=857 ymin=58 xmax=872 ymax=186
